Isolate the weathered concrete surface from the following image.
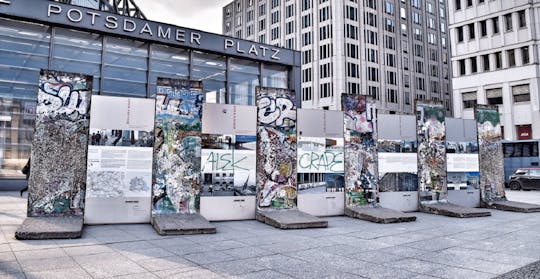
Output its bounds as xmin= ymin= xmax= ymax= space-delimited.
xmin=345 ymin=206 xmax=416 ymax=223
xmin=495 ymin=260 xmax=540 ymax=279
xmin=151 ymin=213 xmax=216 ymax=235
xmin=420 ymin=202 xmax=491 ymax=218
xmin=487 ymin=200 xmax=540 ymax=213
xmin=256 ymin=209 xmax=328 ymax=229
xmin=15 ymin=216 xmax=83 ymax=240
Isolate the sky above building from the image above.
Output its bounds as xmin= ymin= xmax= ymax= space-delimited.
xmin=135 ymin=0 xmax=231 ymax=34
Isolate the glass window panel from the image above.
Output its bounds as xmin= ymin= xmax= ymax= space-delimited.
xmin=229 ymin=58 xmax=260 ymax=105
xmin=191 ymin=51 xmax=226 ymax=104
xmin=262 ymin=63 xmax=288 ymax=88
xmin=51 ymin=28 xmax=102 ymax=93
xmin=0 ymin=18 xmax=50 ymax=178
xmin=102 ymin=36 xmax=148 ymax=97
xmin=149 ymin=44 xmax=189 ymax=98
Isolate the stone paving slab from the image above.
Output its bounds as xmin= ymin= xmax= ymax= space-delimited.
xmin=14 ymin=216 xmax=83 ymax=240
xmin=345 ymin=206 xmax=417 ymax=223
xmin=151 ymin=213 xmax=216 ymax=235
xmin=256 ymin=209 xmax=328 ymax=229
xmin=420 ymin=202 xmax=492 ymax=218
xmin=487 ymin=200 xmax=540 ymax=213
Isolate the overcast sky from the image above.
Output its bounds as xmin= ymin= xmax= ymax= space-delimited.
xmin=135 ymin=0 xmax=232 ymax=34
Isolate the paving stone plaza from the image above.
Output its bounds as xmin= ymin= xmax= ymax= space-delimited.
xmin=0 ymin=191 xmax=538 ymax=278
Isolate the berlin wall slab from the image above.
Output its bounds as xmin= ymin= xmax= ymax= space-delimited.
xmin=420 ymin=203 xmax=491 ymax=218
xmin=344 ymin=207 xmax=416 ymax=223
xmin=15 ymin=216 xmax=83 ymax=240
xmin=151 ymin=214 xmax=216 ymax=235
xmin=487 ymin=200 xmax=540 ymax=213
xmin=256 ymin=209 xmax=328 ymax=229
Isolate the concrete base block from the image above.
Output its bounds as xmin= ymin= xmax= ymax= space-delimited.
xmin=345 ymin=207 xmax=416 ymax=223
xmin=151 ymin=213 xmax=216 ymax=235
xmin=420 ymin=202 xmax=491 ymax=218
xmin=256 ymin=209 xmax=328 ymax=229
xmin=486 ymin=200 xmax=540 ymax=213
xmin=15 ymin=216 xmax=83 ymax=240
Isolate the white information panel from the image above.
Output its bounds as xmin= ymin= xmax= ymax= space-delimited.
xmin=297 ymin=109 xmax=345 ymax=216
xmin=84 ymin=96 xmax=155 ymax=224
xmin=200 ymin=103 xmax=257 ymax=221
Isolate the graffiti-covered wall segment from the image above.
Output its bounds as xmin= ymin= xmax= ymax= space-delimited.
xmin=152 ymin=78 xmax=204 ymax=215
xmin=476 ymin=105 xmax=506 ymax=203
xmin=256 ymin=87 xmax=297 ymax=210
xmin=28 ymin=70 xmax=92 ymax=217
xmin=416 ymin=102 xmax=447 ymax=203
xmin=342 ymin=94 xmax=379 ymax=207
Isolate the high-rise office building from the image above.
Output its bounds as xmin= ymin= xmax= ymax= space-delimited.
xmin=223 ymin=0 xmax=452 ymax=114
xmin=449 ymin=0 xmax=539 ymax=140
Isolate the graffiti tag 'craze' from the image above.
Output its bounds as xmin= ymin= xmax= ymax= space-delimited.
xmin=416 ymin=102 xmax=447 ymax=203
xmin=28 ymin=70 xmax=92 ymax=216
xmin=256 ymin=87 xmax=297 ymax=209
xmin=342 ymin=94 xmax=379 ymax=207
xmin=152 ymin=78 xmax=204 ymax=214
xmin=476 ymin=105 xmax=506 ymax=203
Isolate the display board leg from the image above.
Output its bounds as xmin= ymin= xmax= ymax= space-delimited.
xmin=344 ymin=206 xmax=416 ymax=223
xmin=483 ymin=200 xmax=540 ymax=213
xmin=420 ymin=202 xmax=491 ymax=218
xmin=256 ymin=209 xmax=328 ymax=229
xmin=15 ymin=216 xmax=83 ymax=240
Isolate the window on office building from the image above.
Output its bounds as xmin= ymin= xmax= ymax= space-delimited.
xmin=486 ymin=88 xmax=503 ymax=105
xmin=457 ymin=26 xmax=463 ymax=42
xmin=508 ymin=49 xmax=516 ymax=67
xmin=522 ymin=46 xmax=530 ymax=64
xmin=468 ymin=23 xmax=475 ymax=39
xmin=482 ymin=54 xmax=490 ymax=71
xmin=504 ymin=13 xmax=513 ymax=31
xmin=471 ymin=57 xmax=477 ymax=73
xmin=386 ymin=88 xmax=398 ymax=103
xmin=455 ymin=0 xmax=461 ymax=10
xmin=492 ymin=17 xmax=499 ymax=34
xmin=512 ymin=84 xmax=530 ymax=102
xmin=462 ymin=91 xmax=477 ymax=109
xmin=459 ymin=59 xmax=466 ymax=75
xmin=480 ymin=20 xmax=487 ymax=37
xmin=518 ymin=10 xmax=526 ymax=28
xmin=495 ymin=52 xmax=502 ymax=69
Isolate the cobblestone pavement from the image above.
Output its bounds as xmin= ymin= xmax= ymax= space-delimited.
xmin=0 ymin=190 xmax=539 ymax=279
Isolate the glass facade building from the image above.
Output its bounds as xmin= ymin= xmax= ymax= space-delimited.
xmin=0 ymin=2 xmax=299 ymax=181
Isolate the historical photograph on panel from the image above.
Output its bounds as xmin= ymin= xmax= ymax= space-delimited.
xmin=476 ymin=105 xmax=506 ymax=202
xmin=297 ymin=137 xmax=344 ymax=193
xmin=416 ymin=102 xmax=447 ymax=202
xmin=152 ymin=78 xmax=204 ymax=214
xmin=28 ymin=70 xmax=92 ymax=217
xmin=256 ymin=87 xmax=297 ymax=210
xmin=342 ymin=94 xmax=379 ymax=207
xmin=89 ymin=129 xmax=154 ymax=147
xmin=378 ymin=140 xmax=419 ymax=192
xmin=200 ymin=134 xmax=256 ymax=196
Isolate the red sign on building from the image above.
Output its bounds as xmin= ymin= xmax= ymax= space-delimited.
xmin=517 ymin=125 xmax=532 ymax=140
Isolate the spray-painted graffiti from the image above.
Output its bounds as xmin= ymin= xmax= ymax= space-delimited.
xmin=298 ymin=150 xmax=343 ymax=173
xmin=258 ymin=96 xmax=296 ymax=129
xmin=28 ymin=70 xmax=92 ymax=217
xmin=152 ymin=78 xmax=203 ymax=214
xmin=342 ymin=94 xmax=379 ymax=207
xmin=416 ymin=102 xmax=447 ymax=203
xmin=256 ymin=87 xmax=297 ymax=209
xmin=476 ymin=105 xmax=506 ymax=203
xmin=297 ymin=136 xmax=345 ymax=193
